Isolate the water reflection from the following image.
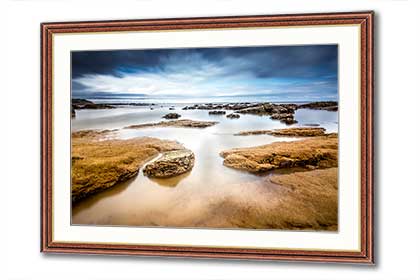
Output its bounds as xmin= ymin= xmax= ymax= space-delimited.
xmin=149 ymin=171 xmax=192 ymax=188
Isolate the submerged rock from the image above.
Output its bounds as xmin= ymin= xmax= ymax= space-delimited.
xmin=143 ymin=149 xmax=195 ymax=178
xmin=209 ymin=110 xmax=226 ymax=115
xmin=226 ymin=113 xmax=240 ymax=119
xmin=125 ymin=119 xmax=218 ymax=129
xmin=302 ymin=123 xmax=320 ymax=127
xmin=235 ymin=127 xmax=327 ymax=137
xmin=162 ymin=113 xmax=181 ymax=119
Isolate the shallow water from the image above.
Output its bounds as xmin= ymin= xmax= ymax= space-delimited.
xmin=71 ymin=104 xmax=338 ymax=228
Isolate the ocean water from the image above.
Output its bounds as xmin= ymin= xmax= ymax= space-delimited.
xmin=71 ymin=104 xmax=338 ymax=228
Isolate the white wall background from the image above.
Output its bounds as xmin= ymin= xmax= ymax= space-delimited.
xmin=2 ymin=0 xmax=419 ymax=279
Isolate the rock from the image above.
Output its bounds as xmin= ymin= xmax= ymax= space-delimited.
xmin=235 ymin=103 xmax=296 ymax=117
xmin=220 ymin=134 xmax=338 ymax=173
xmin=266 ymin=167 xmax=338 ymax=230
xmin=270 ymin=112 xmax=297 ymax=125
xmin=236 ymin=127 xmax=327 ymax=137
xmin=306 ymin=165 xmax=317 ymax=170
xmin=175 ymin=102 xmax=302 ymax=124
xmin=143 ymin=149 xmax=195 ymax=178
xmin=125 ymin=119 xmax=218 ymax=129
xmin=182 ymin=105 xmax=198 ymax=110
xmin=71 ymin=136 xmax=184 ymax=202
xmin=235 ymin=105 xmax=266 ymax=115
xmin=72 ymin=98 xmax=94 ymax=107
xmin=169 ymin=107 xmax=175 ymax=110
xmin=298 ymin=101 xmax=338 ymax=111
xmin=162 ymin=113 xmax=181 ymax=119
xmin=181 ymin=103 xmax=255 ymax=111
xmin=270 ymin=127 xmax=326 ymax=137
xmin=209 ymin=110 xmax=226 ymax=115
xmin=101 ymin=102 xmax=154 ymax=106
xmin=226 ymin=113 xmax=240 ymax=119
xmin=72 ymin=129 xmax=118 ymax=140
xmin=72 ymin=98 xmax=115 ymax=109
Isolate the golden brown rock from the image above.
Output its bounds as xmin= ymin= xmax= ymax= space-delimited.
xmin=220 ymin=134 xmax=338 ymax=172
xmin=125 ymin=119 xmax=218 ymax=129
xmin=72 ymin=135 xmax=184 ymax=202
xmin=143 ymin=149 xmax=195 ymax=178
xmin=235 ymin=127 xmax=327 ymax=137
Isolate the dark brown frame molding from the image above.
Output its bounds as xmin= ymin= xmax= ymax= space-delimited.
xmin=41 ymin=11 xmax=374 ymax=263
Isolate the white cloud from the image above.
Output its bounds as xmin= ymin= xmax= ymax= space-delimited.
xmin=73 ymin=51 xmax=336 ymax=101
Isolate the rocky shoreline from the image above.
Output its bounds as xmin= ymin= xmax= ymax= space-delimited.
xmin=71 ymin=130 xmax=185 ymax=202
xmin=72 ymin=99 xmax=337 ymax=125
xmin=71 ymin=101 xmax=338 ymax=230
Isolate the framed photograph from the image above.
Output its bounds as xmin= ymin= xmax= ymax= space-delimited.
xmin=41 ymin=11 xmax=374 ymax=263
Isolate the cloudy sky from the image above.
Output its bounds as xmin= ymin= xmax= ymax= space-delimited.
xmin=71 ymin=45 xmax=338 ymax=103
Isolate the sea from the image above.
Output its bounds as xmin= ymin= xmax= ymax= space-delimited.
xmin=71 ymin=100 xmax=338 ymax=228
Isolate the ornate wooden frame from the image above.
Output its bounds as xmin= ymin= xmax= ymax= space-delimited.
xmin=41 ymin=11 xmax=374 ymax=263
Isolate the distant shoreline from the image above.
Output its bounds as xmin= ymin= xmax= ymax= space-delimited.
xmin=72 ymin=98 xmax=338 ymax=107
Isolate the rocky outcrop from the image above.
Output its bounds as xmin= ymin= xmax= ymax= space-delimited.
xmin=162 ymin=113 xmax=181 ymax=119
xmin=235 ymin=127 xmax=327 ymax=137
xmin=270 ymin=112 xmax=296 ymax=124
xmin=71 ymin=135 xmax=184 ymax=202
xmin=220 ymin=134 xmax=338 ymax=173
xmin=181 ymin=102 xmax=298 ymax=112
xmin=72 ymin=98 xmax=115 ymax=109
xmin=226 ymin=113 xmax=240 ymax=119
xmin=233 ymin=103 xmax=298 ymax=124
xmin=209 ymin=110 xmax=226 ymax=115
xmin=125 ymin=119 xmax=218 ymax=129
xmin=182 ymin=103 xmax=254 ymax=111
xmin=180 ymin=102 xmax=300 ymax=124
xmin=72 ymin=129 xmax=118 ymax=140
xmin=143 ymin=149 xmax=195 ymax=178
xmin=298 ymin=101 xmax=338 ymax=111
xmin=100 ymin=102 xmax=155 ymax=106
xmin=235 ymin=103 xmax=296 ymax=115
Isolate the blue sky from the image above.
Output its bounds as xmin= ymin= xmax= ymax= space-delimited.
xmin=72 ymin=45 xmax=338 ymax=103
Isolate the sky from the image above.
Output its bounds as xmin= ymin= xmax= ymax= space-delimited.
xmin=71 ymin=45 xmax=338 ymax=103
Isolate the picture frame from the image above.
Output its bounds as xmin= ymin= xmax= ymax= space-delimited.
xmin=41 ymin=11 xmax=374 ymax=263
